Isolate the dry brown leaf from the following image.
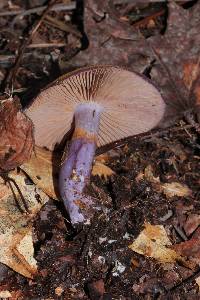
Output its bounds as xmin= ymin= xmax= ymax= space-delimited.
xmin=0 ymin=170 xmax=49 ymax=278
xmin=150 ymin=2 xmax=200 ymax=124
xmin=162 ymin=182 xmax=192 ymax=198
xmin=184 ymin=214 xmax=200 ymax=236
xmin=92 ymin=161 xmax=115 ymax=180
xmin=129 ymin=223 xmax=181 ymax=263
xmin=63 ymin=0 xmax=153 ymax=73
xmin=0 ymin=98 xmax=34 ymax=171
xmin=172 ymin=238 xmax=200 ymax=260
xmin=21 ymin=146 xmax=59 ymax=199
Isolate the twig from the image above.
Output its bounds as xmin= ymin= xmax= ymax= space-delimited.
xmin=44 ymin=15 xmax=82 ymax=38
xmin=184 ymin=111 xmax=200 ymax=133
xmin=141 ymin=124 xmax=195 ymax=141
xmin=132 ymin=9 xmax=164 ymax=28
xmin=173 ymin=225 xmax=188 ymax=241
xmin=4 ymin=0 xmax=58 ymax=93
xmin=0 ymin=54 xmax=51 ymax=66
xmin=0 ymin=2 xmax=76 ymax=17
xmin=28 ymin=42 xmax=67 ymax=48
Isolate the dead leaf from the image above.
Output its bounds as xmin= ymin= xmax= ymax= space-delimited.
xmin=138 ymin=165 xmax=192 ymax=198
xmin=61 ymin=0 xmax=153 ymax=73
xmin=21 ymin=146 xmax=59 ymax=199
xmin=0 ymin=98 xmax=33 ymax=171
xmin=195 ymin=276 xmax=200 ymax=291
xmin=168 ymin=142 xmax=187 ymax=162
xmin=129 ymin=223 xmax=181 ymax=263
xmin=0 ymin=170 xmax=49 ymax=278
xmin=136 ymin=165 xmax=160 ymax=185
xmin=144 ymin=165 xmax=160 ymax=184
xmin=184 ymin=214 xmax=200 ymax=237
xmin=150 ymin=1 xmax=200 ymax=124
xmin=172 ymin=238 xmax=200 ymax=260
xmin=0 ymin=290 xmax=12 ymax=298
xmin=162 ymin=182 xmax=192 ymax=198
xmin=92 ymin=161 xmax=115 ymax=180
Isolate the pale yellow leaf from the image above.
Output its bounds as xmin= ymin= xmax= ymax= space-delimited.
xmin=129 ymin=223 xmax=180 ymax=263
xmin=92 ymin=161 xmax=115 ymax=180
xmin=21 ymin=146 xmax=59 ymax=199
xmin=0 ymin=291 xmax=12 ymax=298
xmin=195 ymin=276 xmax=200 ymax=291
xmin=0 ymin=170 xmax=49 ymax=278
xmin=161 ymin=182 xmax=192 ymax=198
xmin=144 ymin=165 xmax=160 ymax=184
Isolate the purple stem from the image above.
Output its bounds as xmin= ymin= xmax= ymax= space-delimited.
xmin=59 ymin=103 xmax=103 ymax=225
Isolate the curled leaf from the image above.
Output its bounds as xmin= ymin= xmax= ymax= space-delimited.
xmin=0 ymin=98 xmax=34 ymax=171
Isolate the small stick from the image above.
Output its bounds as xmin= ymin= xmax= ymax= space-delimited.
xmin=132 ymin=9 xmax=164 ymax=28
xmin=173 ymin=225 xmax=188 ymax=241
xmin=141 ymin=124 xmax=195 ymax=141
xmin=4 ymin=0 xmax=58 ymax=93
xmin=0 ymin=2 xmax=76 ymax=17
xmin=0 ymin=54 xmax=51 ymax=66
xmin=28 ymin=42 xmax=67 ymax=48
xmin=44 ymin=15 xmax=82 ymax=38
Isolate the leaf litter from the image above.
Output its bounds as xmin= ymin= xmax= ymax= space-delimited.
xmin=0 ymin=169 xmax=49 ymax=278
xmin=0 ymin=0 xmax=200 ymax=299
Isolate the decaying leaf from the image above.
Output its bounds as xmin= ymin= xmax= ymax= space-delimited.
xmin=195 ymin=276 xmax=200 ymax=292
xmin=0 ymin=170 xmax=49 ymax=278
xmin=135 ymin=165 xmax=160 ymax=184
xmin=138 ymin=165 xmax=192 ymax=198
xmin=92 ymin=161 xmax=115 ymax=180
xmin=184 ymin=214 xmax=200 ymax=237
xmin=129 ymin=223 xmax=181 ymax=263
xmin=144 ymin=165 xmax=160 ymax=184
xmin=162 ymin=182 xmax=192 ymax=198
xmin=62 ymin=0 xmax=153 ymax=73
xmin=172 ymin=238 xmax=200 ymax=260
xmin=150 ymin=2 xmax=200 ymax=123
xmin=21 ymin=146 xmax=59 ymax=199
xmin=0 ymin=290 xmax=12 ymax=298
xmin=0 ymin=98 xmax=34 ymax=171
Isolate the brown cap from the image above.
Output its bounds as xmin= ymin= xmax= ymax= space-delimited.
xmin=25 ymin=65 xmax=165 ymax=150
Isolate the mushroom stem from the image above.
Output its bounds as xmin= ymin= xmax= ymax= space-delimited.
xmin=59 ymin=102 xmax=103 ymax=225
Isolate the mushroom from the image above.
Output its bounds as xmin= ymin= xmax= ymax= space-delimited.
xmin=25 ymin=65 xmax=165 ymax=225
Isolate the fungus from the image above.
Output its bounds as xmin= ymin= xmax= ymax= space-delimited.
xmin=25 ymin=65 xmax=165 ymax=225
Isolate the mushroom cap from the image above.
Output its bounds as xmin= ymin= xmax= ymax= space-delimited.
xmin=25 ymin=65 xmax=165 ymax=150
